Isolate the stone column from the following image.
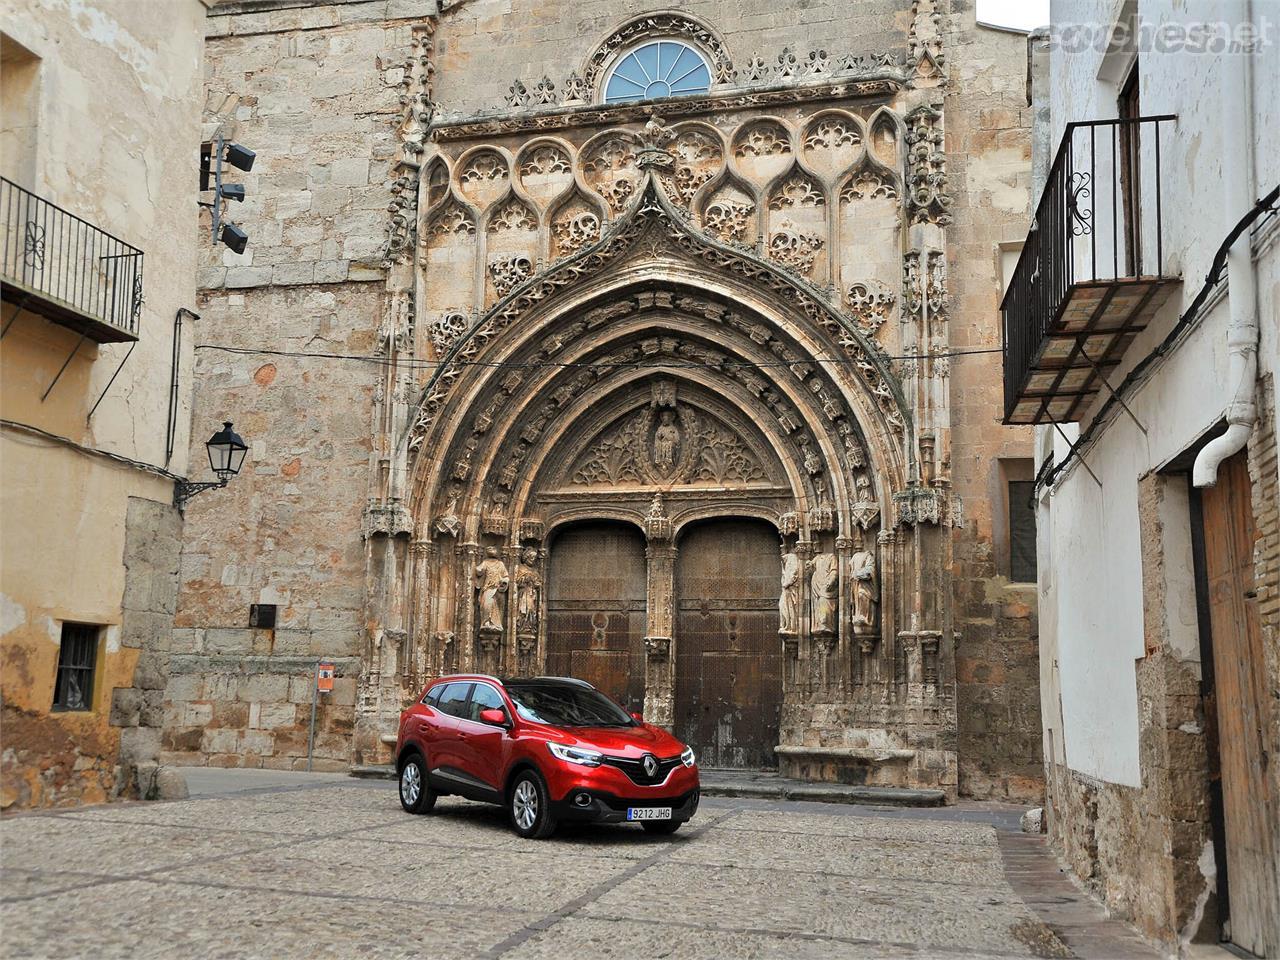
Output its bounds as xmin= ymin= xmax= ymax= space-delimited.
xmin=795 ymin=538 xmax=814 ymax=692
xmin=835 ymin=534 xmax=853 ymax=693
xmin=642 ymin=504 xmax=677 ymax=729
xmin=501 ymin=542 xmax=520 ymax=677
xmin=408 ymin=539 xmax=432 ymax=686
xmin=458 ymin=541 xmax=479 ymax=673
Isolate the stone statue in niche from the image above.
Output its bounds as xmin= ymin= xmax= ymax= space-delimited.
xmin=849 ymin=546 xmax=878 ymax=638
xmin=779 ymin=547 xmax=802 ymax=636
xmin=514 ymin=547 xmax=541 ymax=651
xmin=474 ymin=546 xmax=509 ymax=636
xmin=653 ymin=409 xmax=681 ymax=469
xmin=807 ymin=551 xmax=839 ymax=636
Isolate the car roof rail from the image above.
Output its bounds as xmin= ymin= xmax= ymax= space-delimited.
xmin=437 ymin=673 xmax=503 ymax=686
xmin=527 ymin=675 xmax=596 ymax=688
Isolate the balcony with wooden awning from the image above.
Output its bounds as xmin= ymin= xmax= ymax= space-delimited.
xmin=1001 ymin=116 xmax=1180 ymax=425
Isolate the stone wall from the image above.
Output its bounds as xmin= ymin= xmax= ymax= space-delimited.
xmin=432 ymin=0 xmax=906 ymax=117
xmin=113 ymin=499 xmax=185 ymax=797
xmin=943 ymin=13 xmax=1043 ymax=802
xmin=169 ymin=1 xmax=407 ymax=770
xmin=166 ymin=283 xmax=379 ymax=769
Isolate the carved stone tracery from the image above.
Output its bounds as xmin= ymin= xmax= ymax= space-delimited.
xmin=582 ymin=14 xmax=734 ymax=91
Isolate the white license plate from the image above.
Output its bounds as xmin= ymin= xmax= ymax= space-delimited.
xmin=627 ymin=807 xmax=672 ymax=821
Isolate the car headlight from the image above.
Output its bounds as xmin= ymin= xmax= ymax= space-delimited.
xmin=681 ymin=746 xmax=696 ymax=768
xmin=547 ymin=742 xmax=603 ymax=767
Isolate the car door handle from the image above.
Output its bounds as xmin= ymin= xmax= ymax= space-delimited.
xmin=457 ymin=731 xmax=469 ymax=740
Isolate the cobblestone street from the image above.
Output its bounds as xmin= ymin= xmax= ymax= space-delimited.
xmin=0 ymin=772 xmax=1161 ymax=959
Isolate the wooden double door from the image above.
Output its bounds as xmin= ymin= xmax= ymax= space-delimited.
xmin=544 ymin=517 xmax=782 ymax=769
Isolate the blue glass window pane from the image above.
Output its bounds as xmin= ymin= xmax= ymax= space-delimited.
xmin=668 ymin=44 xmax=700 ymax=80
xmin=603 ymin=41 xmax=711 ymax=104
xmin=633 ymin=43 xmax=660 ymax=81
xmin=670 ymin=63 xmax=710 ymax=93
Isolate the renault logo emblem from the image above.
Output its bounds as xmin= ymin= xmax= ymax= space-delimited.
xmin=642 ymin=754 xmax=658 ymax=778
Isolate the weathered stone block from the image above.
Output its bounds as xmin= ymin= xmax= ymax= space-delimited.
xmin=109 ymin=688 xmax=143 ymax=728
xmin=154 ymin=767 xmax=189 ymax=801
xmin=119 ymin=726 xmax=161 ymax=769
xmin=205 ymin=629 xmax=253 ymax=654
xmin=225 ymin=265 xmax=273 ymax=289
xmin=201 ymin=728 xmax=239 ymax=755
xmin=273 ymin=262 xmax=316 ymax=286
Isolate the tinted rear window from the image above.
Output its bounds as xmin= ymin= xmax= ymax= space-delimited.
xmin=504 ymin=683 xmax=635 ymax=727
xmin=423 ymin=684 xmax=444 ymax=706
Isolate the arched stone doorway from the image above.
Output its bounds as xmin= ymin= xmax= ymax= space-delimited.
xmin=545 ymin=520 xmax=647 ymax=712
xmin=359 ymin=166 xmax=962 ymax=795
xmin=675 ymin=517 xmax=782 ymax=768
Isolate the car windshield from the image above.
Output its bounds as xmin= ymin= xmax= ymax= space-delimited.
xmin=504 ymin=682 xmax=635 ymax=727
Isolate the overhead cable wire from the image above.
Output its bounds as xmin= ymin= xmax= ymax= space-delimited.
xmin=192 ymin=342 xmax=1005 ymax=369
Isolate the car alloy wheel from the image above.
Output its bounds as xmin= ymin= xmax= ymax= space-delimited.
xmin=399 ymin=755 xmax=436 ymax=815
xmin=509 ymin=770 xmax=556 ymax=839
xmin=402 ymin=763 xmax=421 ymax=804
xmin=513 ymin=779 xmax=537 ymax=830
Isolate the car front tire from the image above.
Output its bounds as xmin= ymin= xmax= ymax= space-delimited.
xmin=399 ymin=754 xmax=436 ymax=815
xmin=641 ymin=820 xmax=682 ymax=835
xmin=509 ymin=770 xmax=557 ymax=839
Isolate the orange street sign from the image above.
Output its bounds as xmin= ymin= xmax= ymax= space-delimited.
xmin=317 ymin=662 xmax=335 ymax=693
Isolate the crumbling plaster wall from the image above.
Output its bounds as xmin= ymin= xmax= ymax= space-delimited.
xmin=0 ymin=0 xmax=204 ymax=809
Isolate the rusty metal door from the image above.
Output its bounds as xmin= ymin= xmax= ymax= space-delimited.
xmin=1199 ymin=451 xmax=1279 ymax=957
xmin=545 ymin=521 xmax=647 ymax=713
xmin=675 ymin=518 xmax=781 ymax=768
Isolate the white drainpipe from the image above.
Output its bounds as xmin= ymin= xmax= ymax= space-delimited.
xmin=1193 ymin=0 xmax=1259 ymax=488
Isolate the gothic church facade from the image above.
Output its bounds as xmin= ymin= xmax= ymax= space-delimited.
xmin=175 ymin=0 xmax=1042 ymax=801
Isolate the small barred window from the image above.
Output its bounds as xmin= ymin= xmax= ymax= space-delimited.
xmin=52 ymin=623 xmax=98 ymax=711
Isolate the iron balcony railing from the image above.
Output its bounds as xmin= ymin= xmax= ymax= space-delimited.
xmin=0 ymin=177 xmax=143 ymax=341
xmin=1001 ymin=115 xmax=1177 ymax=423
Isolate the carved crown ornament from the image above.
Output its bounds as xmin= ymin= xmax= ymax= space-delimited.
xmin=403 ymin=174 xmax=912 ymax=473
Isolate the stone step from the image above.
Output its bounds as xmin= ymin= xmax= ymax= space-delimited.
xmin=698 ymin=771 xmax=946 ymax=807
xmin=348 ymin=764 xmax=945 ymax=807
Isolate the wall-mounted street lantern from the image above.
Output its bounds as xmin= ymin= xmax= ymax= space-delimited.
xmin=175 ymin=421 xmax=248 ymax=509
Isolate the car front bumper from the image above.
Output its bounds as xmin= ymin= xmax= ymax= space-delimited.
xmin=551 ymin=787 xmax=701 ymax=824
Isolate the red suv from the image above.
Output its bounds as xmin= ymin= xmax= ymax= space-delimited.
xmin=395 ymin=675 xmax=700 ymax=838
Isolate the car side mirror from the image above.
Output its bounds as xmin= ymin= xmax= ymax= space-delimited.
xmin=479 ymin=707 xmax=509 ymax=727
xmin=630 ymin=711 xmax=644 ymax=723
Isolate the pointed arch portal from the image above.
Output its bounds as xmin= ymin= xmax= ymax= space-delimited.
xmin=366 ymin=148 xmax=959 ymax=788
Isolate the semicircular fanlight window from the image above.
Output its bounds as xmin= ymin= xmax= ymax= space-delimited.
xmin=603 ymin=40 xmax=712 ymax=104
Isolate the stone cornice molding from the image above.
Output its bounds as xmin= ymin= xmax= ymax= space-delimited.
xmin=431 ymin=75 xmax=903 ymax=143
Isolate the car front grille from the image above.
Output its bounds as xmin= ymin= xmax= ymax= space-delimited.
xmin=600 ymin=753 xmax=684 ymax=786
